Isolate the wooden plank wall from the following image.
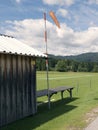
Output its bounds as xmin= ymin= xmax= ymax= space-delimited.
xmin=0 ymin=54 xmax=36 ymax=127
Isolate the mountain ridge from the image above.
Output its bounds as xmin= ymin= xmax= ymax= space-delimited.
xmin=49 ymin=52 xmax=98 ymax=62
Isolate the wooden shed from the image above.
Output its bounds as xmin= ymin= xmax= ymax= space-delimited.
xmin=0 ymin=34 xmax=46 ymax=127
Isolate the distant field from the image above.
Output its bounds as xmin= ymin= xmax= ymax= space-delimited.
xmin=37 ymin=71 xmax=94 ymax=90
xmin=1 ymin=72 xmax=98 ymax=130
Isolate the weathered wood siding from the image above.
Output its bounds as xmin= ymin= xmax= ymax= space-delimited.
xmin=0 ymin=54 xmax=37 ymax=127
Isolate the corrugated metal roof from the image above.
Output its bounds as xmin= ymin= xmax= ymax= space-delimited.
xmin=0 ymin=34 xmax=46 ymax=57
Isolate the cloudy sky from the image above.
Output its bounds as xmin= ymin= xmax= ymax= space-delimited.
xmin=1 ymin=0 xmax=98 ymax=56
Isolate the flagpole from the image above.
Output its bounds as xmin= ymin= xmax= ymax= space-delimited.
xmin=43 ymin=11 xmax=60 ymax=109
xmin=44 ymin=12 xmax=50 ymax=109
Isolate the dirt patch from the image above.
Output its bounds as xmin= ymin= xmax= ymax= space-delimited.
xmin=66 ymin=107 xmax=98 ymax=130
xmin=85 ymin=107 xmax=98 ymax=124
xmin=67 ymin=107 xmax=98 ymax=130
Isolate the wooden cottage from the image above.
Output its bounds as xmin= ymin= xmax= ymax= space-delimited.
xmin=0 ymin=34 xmax=46 ymax=127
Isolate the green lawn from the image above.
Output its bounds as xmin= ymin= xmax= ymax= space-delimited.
xmin=1 ymin=72 xmax=98 ymax=130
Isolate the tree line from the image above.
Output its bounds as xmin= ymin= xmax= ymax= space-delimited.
xmin=36 ymin=57 xmax=98 ymax=72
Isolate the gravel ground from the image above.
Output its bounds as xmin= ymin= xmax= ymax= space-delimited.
xmin=85 ymin=116 xmax=98 ymax=130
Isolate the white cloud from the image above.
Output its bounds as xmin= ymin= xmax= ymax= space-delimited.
xmin=57 ymin=8 xmax=68 ymax=18
xmin=88 ymin=0 xmax=98 ymax=4
xmin=42 ymin=0 xmax=74 ymax=6
xmin=5 ymin=19 xmax=54 ymax=53
xmin=3 ymin=19 xmax=98 ymax=56
xmin=16 ymin=0 xmax=21 ymax=3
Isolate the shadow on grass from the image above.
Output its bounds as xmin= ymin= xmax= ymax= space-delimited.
xmin=1 ymin=97 xmax=78 ymax=130
xmin=94 ymin=98 xmax=98 ymax=100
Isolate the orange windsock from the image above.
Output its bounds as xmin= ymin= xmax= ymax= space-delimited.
xmin=49 ymin=11 xmax=60 ymax=28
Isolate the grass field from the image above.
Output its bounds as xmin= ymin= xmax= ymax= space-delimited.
xmin=1 ymin=71 xmax=98 ymax=130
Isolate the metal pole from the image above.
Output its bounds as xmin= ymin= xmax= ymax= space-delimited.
xmin=90 ymin=79 xmax=91 ymax=88
xmin=44 ymin=12 xmax=50 ymax=109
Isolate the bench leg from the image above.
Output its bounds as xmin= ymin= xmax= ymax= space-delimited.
xmin=70 ymin=90 xmax=72 ymax=99
xmin=61 ymin=91 xmax=64 ymax=99
xmin=61 ymin=89 xmax=73 ymax=99
xmin=67 ymin=89 xmax=73 ymax=99
xmin=48 ymin=96 xmax=51 ymax=109
xmin=47 ymin=94 xmax=53 ymax=109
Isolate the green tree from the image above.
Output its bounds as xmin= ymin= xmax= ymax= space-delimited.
xmin=77 ymin=62 xmax=88 ymax=72
xmin=93 ymin=64 xmax=98 ymax=72
xmin=55 ymin=60 xmax=67 ymax=72
xmin=71 ymin=61 xmax=79 ymax=72
xmin=36 ymin=58 xmax=46 ymax=71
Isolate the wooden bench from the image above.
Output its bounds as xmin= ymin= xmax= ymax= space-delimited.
xmin=37 ymin=86 xmax=74 ymax=100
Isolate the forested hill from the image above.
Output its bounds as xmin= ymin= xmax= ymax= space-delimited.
xmin=50 ymin=52 xmax=98 ymax=62
xmin=37 ymin=52 xmax=98 ymax=72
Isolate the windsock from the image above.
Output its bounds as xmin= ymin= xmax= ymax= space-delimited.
xmin=49 ymin=11 xmax=60 ymax=28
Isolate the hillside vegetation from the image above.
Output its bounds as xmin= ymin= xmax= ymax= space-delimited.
xmin=37 ymin=52 xmax=98 ymax=72
xmin=50 ymin=52 xmax=98 ymax=62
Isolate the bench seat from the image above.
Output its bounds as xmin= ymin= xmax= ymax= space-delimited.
xmin=37 ymin=86 xmax=74 ymax=99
